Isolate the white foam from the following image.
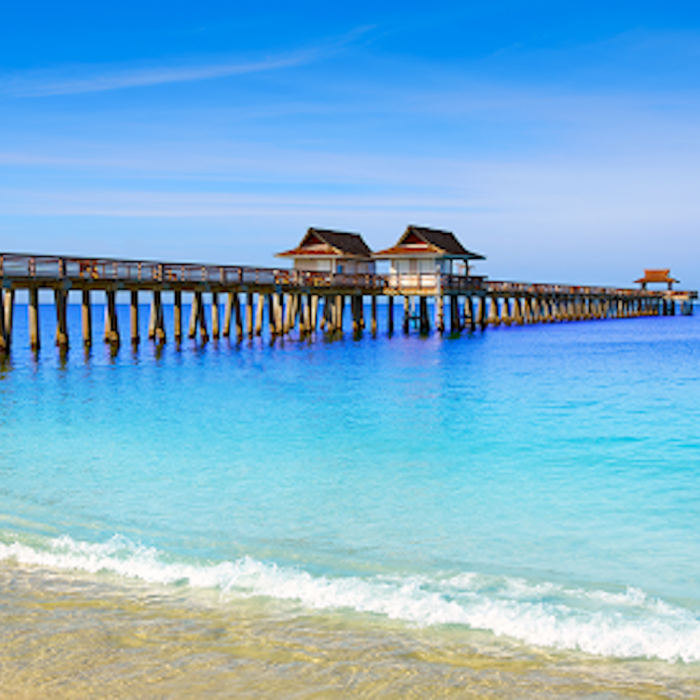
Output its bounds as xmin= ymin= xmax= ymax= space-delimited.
xmin=1 ymin=534 xmax=699 ymax=663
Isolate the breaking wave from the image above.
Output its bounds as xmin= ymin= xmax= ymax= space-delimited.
xmin=1 ymin=534 xmax=699 ymax=663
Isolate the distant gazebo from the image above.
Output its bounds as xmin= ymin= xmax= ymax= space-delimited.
xmin=276 ymin=228 xmax=375 ymax=274
xmin=635 ymin=269 xmax=679 ymax=291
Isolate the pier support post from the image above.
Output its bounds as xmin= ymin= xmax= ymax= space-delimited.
xmin=105 ymin=290 xmax=120 ymax=345
xmin=488 ymin=297 xmax=499 ymax=326
xmin=246 ymin=293 xmax=254 ymax=337
xmin=371 ymin=296 xmax=378 ymax=334
xmin=267 ymin=294 xmax=277 ymax=337
xmin=28 ymin=287 xmax=40 ymax=351
xmin=154 ymin=290 xmax=166 ymax=343
xmin=336 ymin=295 xmax=345 ymax=333
xmin=234 ymin=294 xmax=243 ymax=339
xmin=466 ymin=296 xmax=476 ymax=332
xmin=419 ymin=296 xmax=430 ymax=334
xmin=130 ymin=290 xmax=140 ymax=345
xmin=223 ymin=292 xmax=233 ymax=338
xmin=502 ymin=297 xmax=512 ymax=326
xmin=0 ymin=291 xmax=6 ymax=352
xmin=435 ymin=294 xmax=445 ymax=333
xmin=319 ymin=296 xmax=328 ymax=332
xmin=148 ymin=294 xmax=157 ymax=340
xmin=478 ymin=296 xmax=487 ymax=329
xmin=310 ymin=295 xmax=319 ymax=333
xmin=513 ymin=297 xmax=523 ymax=325
xmin=82 ymin=289 xmax=92 ymax=347
xmin=173 ymin=291 xmax=182 ymax=342
xmin=54 ymin=288 xmax=69 ymax=348
xmin=211 ymin=292 xmax=220 ymax=339
xmin=449 ymin=295 xmax=459 ymax=333
xmin=3 ymin=289 xmax=14 ymax=350
xmin=283 ymin=294 xmax=293 ymax=334
xmin=278 ymin=294 xmax=287 ymax=335
xmin=197 ymin=292 xmax=209 ymax=342
xmin=387 ymin=296 xmax=394 ymax=334
xmin=403 ymin=296 xmax=410 ymax=333
xmin=254 ymin=293 xmax=264 ymax=336
xmin=188 ymin=293 xmax=199 ymax=339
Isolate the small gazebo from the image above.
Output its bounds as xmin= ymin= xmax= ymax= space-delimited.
xmin=635 ymin=269 xmax=679 ymax=291
xmin=276 ymin=228 xmax=375 ymax=274
xmin=373 ymin=225 xmax=485 ymax=277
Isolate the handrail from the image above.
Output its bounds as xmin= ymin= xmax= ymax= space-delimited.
xmin=0 ymin=252 xmax=688 ymax=297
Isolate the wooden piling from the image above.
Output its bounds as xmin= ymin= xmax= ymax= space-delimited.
xmin=211 ymin=292 xmax=220 ymax=339
xmin=0 ymin=291 xmax=6 ymax=352
xmin=153 ymin=290 xmax=166 ymax=343
xmin=310 ymin=295 xmax=319 ymax=332
xmin=246 ymin=293 xmax=254 ymax=338
xmin=403 ymin=296 xmax=410 ymax=333
xmin=82 ymin=289 xmax=92 ymax=347
xmin=188 ymin=293 xmax=199 ymax=339
xmin=3 ymin=289 xmax=13 ymax=347
xmin=173 ymin=291 xmax=182 ymax=342
xmin=267 ymin=294 xmax=276 ymax=337
xmin=105 ymin=290 xmax=120 ymax=345
xmin=254 ymin=293 xmax=264 ymax=336
xmin=419 ymin=297 xmax=430 ymax=334
xmin=436 ymin=296 xmax=445 ymax=333
xmin=352 ymin=295 xmax=361 ymax=333
xmin=148 ymin=295 xmax=157 ymax=340
xmin=449 ymin=295 xmax=458 ymax=333
xmin=277 ymin=294 xmax=286 ymax=335
xmin=234 ymin=293 xmax=243 ymax=339
xmin=336 ymin=295 xmax=345 ymax=333
xmin=198 ymin=293 xmax=209 ymax=342
xmin=54 ymin=289 xmax=69 ymax=348
xmin=130 ymin=290 xmax=140 ymax=344
xmin=371 ymin=296 xmax=377 ymax=334
xmin=28 ymin=287 xmax=40 ymax=350
xmin=488 ymin=297 xmax=499 ymax=326
xmin=223 ymin=292 xmax=233 ymax=337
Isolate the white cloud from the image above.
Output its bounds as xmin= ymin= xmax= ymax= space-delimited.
xmin=3 ymin=53 xmax=314 ymax=97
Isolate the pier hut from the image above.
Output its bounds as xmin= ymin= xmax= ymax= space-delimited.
xmin=635 ymin=269 xmax=678 ymax=291
xmin=374 ymin=225 xmax=485 ymax=292
xmin=275 ymin=228 xmax=375 ymax=274
xmin=374 ymin=225 xmax=486 ymax=333
xmin=635 ymin=269 xmax=694 ymax=315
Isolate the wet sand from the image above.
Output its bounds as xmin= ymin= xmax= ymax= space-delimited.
xmin=1 ymin=563 xmax=699 ymax=699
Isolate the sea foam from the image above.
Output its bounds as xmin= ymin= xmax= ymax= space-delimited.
xmin=1 ymin=534 xmax=699 ymax=663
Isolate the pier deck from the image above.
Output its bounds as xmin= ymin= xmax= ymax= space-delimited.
xmin=0 ymin=252 xmax=696 ymax=351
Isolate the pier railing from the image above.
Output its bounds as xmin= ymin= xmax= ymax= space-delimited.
xmin=0 ymin=252 xmax=689 ymax=300
xmin=0 ymin=253 xmax=386 ymax=291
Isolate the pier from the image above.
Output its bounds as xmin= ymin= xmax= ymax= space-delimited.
xmin=0 ymin=250 xmax=695 ymax=352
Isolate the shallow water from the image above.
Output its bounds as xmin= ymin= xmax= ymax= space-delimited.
xmin=1 ymin=302 xmax=699 ymax=695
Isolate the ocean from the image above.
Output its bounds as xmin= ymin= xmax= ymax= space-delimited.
xmin=1 ymin=301 xmax=699 ymax=697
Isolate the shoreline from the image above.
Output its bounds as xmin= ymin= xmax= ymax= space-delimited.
xmin=2 ymin=562 xmax=699 ymax=699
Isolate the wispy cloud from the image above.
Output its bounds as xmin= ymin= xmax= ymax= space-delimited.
xmin=5 ymin=53 xmax=312 ymax=97
xmin=2 ymin=26 xmax=374 ymax=97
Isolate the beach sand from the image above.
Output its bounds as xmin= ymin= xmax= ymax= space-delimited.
xmin=2 ymin=563 xmax=698 ymax=699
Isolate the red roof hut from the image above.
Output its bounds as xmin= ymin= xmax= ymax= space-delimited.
xmin=276 ymin=228 xmax=375 ymax=274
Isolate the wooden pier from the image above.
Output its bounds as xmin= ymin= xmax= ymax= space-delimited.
xmin=0 ymin=252 xmax=695 ymax=352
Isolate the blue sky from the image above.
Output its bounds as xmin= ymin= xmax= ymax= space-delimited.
xmin=2 ymin=1 xmax=700 ymax=287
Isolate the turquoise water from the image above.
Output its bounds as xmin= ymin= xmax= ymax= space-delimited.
xmin=1 ymin=303 xmax=699 ymax=663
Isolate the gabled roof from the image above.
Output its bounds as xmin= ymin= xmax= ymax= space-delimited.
xmin=374 ymin=226 xmax=485 ymax=261
xmin=635 ymin=269 xmax=679 ymax=284
xmin=276 ymin=228 xmax=373 ymax=259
